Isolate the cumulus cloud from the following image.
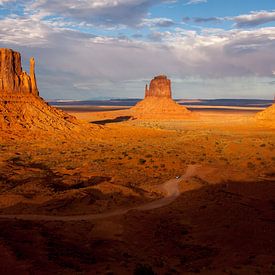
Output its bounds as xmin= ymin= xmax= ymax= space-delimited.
xmin=1 ymin=10 xmax=275 ymax=99
xmin=233 ymin=10 xmax=275 ymax=28
xmin=29 ymin=0 xmax=170 ymax=27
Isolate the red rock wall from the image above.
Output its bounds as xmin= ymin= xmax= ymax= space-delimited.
xmin=145 ymin=75 xmax=172 ymax=98
xmin=0 ymin=48 xmax=39 ymax=96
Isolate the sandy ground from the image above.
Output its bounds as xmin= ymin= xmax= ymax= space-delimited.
xmin=0 ymin=107 xmax=274 ymax=274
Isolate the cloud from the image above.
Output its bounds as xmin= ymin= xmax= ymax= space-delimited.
xmin=0 ymin=2 xmax=275 ymax=99
xmin=185 ymin=0 xmax=207 ymax=5
xmin=0 ymin=15 xmax=53 ymax=45
xmin=233 ymin=10 xmax=275 ymax=28
xmin=139 ymin=17 xmax=175 ymax=28
xmin=0 ymin=0 xmax=14 ymax=4
xmin=29 ymin=0 xmax=171 ymax=27
xmin=185 ymin=10 xmax=275 ymax=28
xmin=183 ymin=16 xmax=221 ymax=23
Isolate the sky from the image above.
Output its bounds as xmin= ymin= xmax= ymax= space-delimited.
xmin=0 ymin=0 xmax=275 ymax=100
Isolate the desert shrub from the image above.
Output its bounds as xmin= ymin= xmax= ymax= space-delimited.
xmin=134 ymin=263 xmax=155 ymax=275
xmin=138 ymin=159 xmax=146 ymax=164
xmin=247 ymin=162 xmax=256 ymax=169
xmin=260 ymin=144 xmax=266 ymax=147
xmin=145 ymin=154 xmax=153 ymax=158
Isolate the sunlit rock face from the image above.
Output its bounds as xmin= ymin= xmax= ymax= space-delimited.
xmin=0 ymin=48 xmax=39 ymax=96
xmin=145 ymin=75 xmax=172 ymax=98
xmin=131 ymin=75 xmax=192 ymax=119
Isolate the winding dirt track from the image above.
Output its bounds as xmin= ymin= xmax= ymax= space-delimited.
xmin=0 ymin=165 xmax=199 ymax=221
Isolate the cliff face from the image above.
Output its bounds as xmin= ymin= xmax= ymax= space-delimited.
xmin=0 ymin=48 xmax=39 ymax=96
xmin=145 ymin=75 xmax=171 ymax=98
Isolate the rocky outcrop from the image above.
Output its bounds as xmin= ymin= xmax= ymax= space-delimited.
xmin=0 ymin=48 xmax=39 ymax=96
xmin=131 ymin=75 xmax=192 ymax=119
xmin=145 ymin=75 xmax=172 ymax=98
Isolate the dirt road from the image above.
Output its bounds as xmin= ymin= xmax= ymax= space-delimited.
xmin=0 ymin=165 xmax=199 ymax=221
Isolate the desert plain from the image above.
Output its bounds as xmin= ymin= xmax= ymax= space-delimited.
xmin=0 ymin=100 xmax=275 ymax=274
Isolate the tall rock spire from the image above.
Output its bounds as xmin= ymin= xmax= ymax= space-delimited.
xmin=30 ymin=57 xmax=39 ymax=96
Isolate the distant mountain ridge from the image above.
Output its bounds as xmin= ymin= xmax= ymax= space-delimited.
xmin=49 ymin=98 xmax=273 ymax=108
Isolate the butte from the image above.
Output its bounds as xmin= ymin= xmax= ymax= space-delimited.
xmin=0 ymin=48 xmax=85 ymax=133
xmin=130 ymin=75 xmax=192 ymax=119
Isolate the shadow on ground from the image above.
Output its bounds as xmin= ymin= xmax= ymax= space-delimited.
xmin=0 ymin=180 xmax=274 ymax=274
xmin=90 ymin=116 xmax=133 ymax=125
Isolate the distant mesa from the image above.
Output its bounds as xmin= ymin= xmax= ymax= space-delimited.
xmin=131 ymin=75 xmax=192 ymax=119
xmin=0 ymin=48 xmax=80 ymax=131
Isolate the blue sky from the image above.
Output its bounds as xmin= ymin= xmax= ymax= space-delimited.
xmin=0 ymin=0 xmax=275 ymax=99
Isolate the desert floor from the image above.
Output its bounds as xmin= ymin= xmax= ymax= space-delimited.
xmin=0 ymin=107 xmax=274 ymax=274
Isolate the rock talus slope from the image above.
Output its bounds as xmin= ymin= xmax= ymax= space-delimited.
xmin=256 ymin=104 xmax=275 ymax=120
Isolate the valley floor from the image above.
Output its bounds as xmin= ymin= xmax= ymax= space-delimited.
xmin=0 ymin=108 xmax=274 ymax=274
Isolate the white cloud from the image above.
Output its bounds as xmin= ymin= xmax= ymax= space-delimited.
xmin=0 ymin=15 xmax=52 ymax=45
xmin=233 ymin=10 xmax=275 ymax=28
xmin=139 ymin=17 xmax=175 ymax=28
xmin=29 ymin=0 xmax=170 ymax=27
xmin=0 ymin=0 xmax=14 ymax=4
xmin=186 ymin=10 xmax=275 ymax=28
xmin=185 ymin=0 xmax=207 ymax=5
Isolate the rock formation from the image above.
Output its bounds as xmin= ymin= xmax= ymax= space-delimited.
xmin=0 ymin=48 xmax=38 ymax=95
xmin=0 ymin=48 xmax=82 ymax=132
xmin=145 ymin=75 xmax=171 ymax=98
xmin=131 ymin=75 xmax=192 ymax=119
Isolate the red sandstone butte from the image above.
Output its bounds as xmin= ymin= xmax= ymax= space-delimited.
xmin=131 ymin=75 xmax=192 ymax=119
xmin=0 ymin=48 xmax=38 ymax=96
